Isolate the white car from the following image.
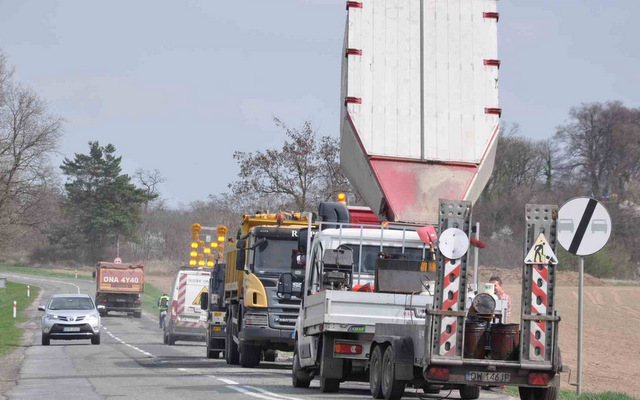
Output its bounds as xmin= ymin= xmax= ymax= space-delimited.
xmin=39 ymin=294 xmax=102 ymax=345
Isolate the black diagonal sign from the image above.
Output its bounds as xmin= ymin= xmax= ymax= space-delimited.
xmin=557 ymin=197 xmax=611 ymax=257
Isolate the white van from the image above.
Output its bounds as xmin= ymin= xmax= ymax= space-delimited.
xmin=164 ymin=267 xmax=211 ymax=345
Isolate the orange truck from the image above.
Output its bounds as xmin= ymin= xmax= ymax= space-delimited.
xmin=95 ymin=262 xmax=144 ymax=318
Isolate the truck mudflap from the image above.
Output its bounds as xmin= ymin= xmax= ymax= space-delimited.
xmin=372 ymin=335 xmax=415 ymax=381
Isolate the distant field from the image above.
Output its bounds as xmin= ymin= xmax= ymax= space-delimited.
xmin=505 ymin=387 xmax=638 ymax=400
xmin=0 ymin=281 xmax=40 ymax=357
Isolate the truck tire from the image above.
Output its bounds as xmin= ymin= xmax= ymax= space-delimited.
xmin=91 ymin=334 xmax=101 ymax=345
xmin=99 ymin=310 xmax=106 ymax=317
xmin=292 ymin=352 xmax=311 ymax=388
xmin=133 ymin=311 xmax=141 ymax=319
xmin=370 ymin=345 xmax=384 ymax=399
xmin=459 ymin=385 xmax=480 ymax=400
xmin=240 ymin=342 xmax=261 ymax=368
xmin=264 ymin=349 xmax=277 ymax=362
xmin=381 ymin=346 xmax=405 ymax=400
xmin=226 ymin=314 xmax=240 ymax=365
xmin=166 ymin=331 xmax=176 ymax=345
xmin=41 ymin=334 xmax=50 ymax=346
xmin=320 ymin=377 xmax=340 ymax=393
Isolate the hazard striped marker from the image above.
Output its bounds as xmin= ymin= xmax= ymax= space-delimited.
xmin=177 ymin=273 xmax=188 ymax=314
xmin=439 ymin=258 xmax=460 ymax=356
xmin=524 ymin=233 xmax=557 ymax=361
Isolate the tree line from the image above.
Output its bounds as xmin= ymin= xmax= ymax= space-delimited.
xmin=1 ymin=50 xmax=638 ymax=279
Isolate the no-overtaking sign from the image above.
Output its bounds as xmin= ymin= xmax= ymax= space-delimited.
xmin=557 ymin=197 xmax=611 ymax=256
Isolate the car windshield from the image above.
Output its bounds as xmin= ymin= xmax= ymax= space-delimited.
xmin=49 ymin=297 xmax=94 ymax=310
xmin=342 ymin=245 xmax=426 ymax=274
xmin=253 ymin=238 xmax=298 ymax=275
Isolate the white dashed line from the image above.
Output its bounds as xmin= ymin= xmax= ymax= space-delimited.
xmin=103 ymin=327 xmax=155 ymax=358
xmin=216 ymin=377 xmax=239 ymax=385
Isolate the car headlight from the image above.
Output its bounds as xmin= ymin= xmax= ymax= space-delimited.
xmin=86 ymin=314 xmax=99 ymax=322
xmin=45 ymin=314 xmax=58 ymax=320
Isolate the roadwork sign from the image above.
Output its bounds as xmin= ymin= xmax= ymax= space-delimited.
xmin=524 ymin=233 xmax=557 ymax=265
xmin=557 ymin=197 xmax=611 ymax=256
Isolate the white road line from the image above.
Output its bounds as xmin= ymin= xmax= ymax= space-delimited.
xmin=2 ymin=274 xmax=82 ymax=294
xmin=227 ymin=385 xmax=280 ymax=400
xmin=102 ymin=326 xmax=155 ymax=358
xmin=244 ymin=386 xmax=303 ymax=400
xmin=217 ymin=378 xmax=239 ymax=385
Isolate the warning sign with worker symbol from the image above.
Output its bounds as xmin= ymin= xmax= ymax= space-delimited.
xmin=524 ymin=233 xmax=557 ymax=265
xmin=557 ymin=197 xmax=612 ymax=256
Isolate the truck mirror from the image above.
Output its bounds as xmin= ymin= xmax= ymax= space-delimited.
xmin=277 ymin=273 xmax=293 ymax=300
xmin=291 ymin=249 xmax=306 ymax=269
xmin=200 ymin=292 xmax=209 ymax=310
xmin=236 ymin=239 xmax=246 ymax=271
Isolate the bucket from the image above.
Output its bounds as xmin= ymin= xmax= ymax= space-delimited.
xmin=464 ymin=321 xmax=489 ymax=359
xmin=490 ymin=323 xmax=520 ymax=360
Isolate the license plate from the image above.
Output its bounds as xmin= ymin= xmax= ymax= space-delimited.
xmin=466 ymin=371 xmax=511 ymax=383
xmin=213 ymin=327 xmax=222 ymax=331
xmin=63 ymin=327 xmax=81 ymax=332
xmin=115 ymin=298 xmax=126 ymax=302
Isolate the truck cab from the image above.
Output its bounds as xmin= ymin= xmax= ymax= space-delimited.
xmin=224 ymin=213 xmax=311 ymax=367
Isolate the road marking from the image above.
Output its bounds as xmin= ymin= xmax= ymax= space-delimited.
xmin=2 ymin=274 xmax=82 ymax=294
xmin=103 ymin=327 xmax=154 ymax=357
xmin=216 ymin=377 xmax=239 ymax=385
xmin=244 ymin=386 xmax=303 ymax=400
xmin=227 ymin=385 xmax=281 ymax=400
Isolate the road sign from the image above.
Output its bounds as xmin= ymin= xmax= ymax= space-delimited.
xmin=524 ymin=233 xmax=557 ymax=265
xmin=438 ymin=228 xmax=469 ymax=260
xmin=114 ymin=257 xmax=122 ymax=264
xmin=557 ymin=197 xmax=611 ymax=256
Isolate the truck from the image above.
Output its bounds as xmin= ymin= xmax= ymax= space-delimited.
xmin=281 ymin=0 xmax=564 ymax=399
xmin=224 ymin=212 xmax=312 ymax=367
xmin=95 ymin=262 xmax=144 ymax=318
xmin=278 ymin=202 xmax=438 ymax=392
xmin=200 ymin=262 xmax=227 ymax=359
xmin=164 ymin=267 xmax=210 ymax=345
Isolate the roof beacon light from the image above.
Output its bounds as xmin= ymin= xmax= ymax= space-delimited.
xmin=337 ymin=192 xmax=347 ymax=204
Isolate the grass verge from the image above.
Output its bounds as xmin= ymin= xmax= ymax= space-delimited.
xmin=0 ymin=265 xmax=93 ymax=281
xmin=504 ymin=386 xmax=638 ymax=400
xmin=141 ymin=282 xmax=164 ymax=318
xmin=0 ymin=281 xmax=40 ymax=357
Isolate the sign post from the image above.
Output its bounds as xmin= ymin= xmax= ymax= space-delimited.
xmin=557 ymin=197 xmax=612 ymax=396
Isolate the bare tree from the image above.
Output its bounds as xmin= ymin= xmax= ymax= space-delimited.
xmin=230 ymin=117 xmax=355 ymax=211
xmin=0 ymin=53 xmax=63 ymax=247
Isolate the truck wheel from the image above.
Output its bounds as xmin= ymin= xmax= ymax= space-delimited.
xmin=41 ymin=334 xmax=50 ymax=346
xmin=320 ymin=377 xmax=340 ymax=393
xmin=226 ymin=315 xmax=240 ymax=365
xmin=459 ymin=385 xmax=480 ymax=400
xmin=166 ymin=331 xmax=176 ymax=345
xmin=240 ymin=342 xmax=261 ymax=368
xmin=370 ymin=345 xmax=384 ymax=399
xmin=133 ymin=311 xmax=141 ymax=319
xmin=522 ymin=374 xmax=559 ymax=400
xmin=292 ymin=352 xmax=311 ymax=388
xmin=264 ymin=349 xmax=277 ymax=362
xmin=381 ymin=346 xmax=405 ymax=400
xmin=91 ymin=334 xmax=101 ymax=345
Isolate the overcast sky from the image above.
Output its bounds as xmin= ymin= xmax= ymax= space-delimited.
xmin=1 ymin=1 xmax=639 ymax=207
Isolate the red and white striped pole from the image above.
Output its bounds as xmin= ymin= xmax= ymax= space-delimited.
xmin=27 ymin=285 xmax=30 ymax=298
xmin=13 ymin=301 xmax=17 ymax=318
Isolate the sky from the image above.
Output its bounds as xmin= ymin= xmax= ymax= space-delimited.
xmin=1 ymin=0 xmax=639 ymax=207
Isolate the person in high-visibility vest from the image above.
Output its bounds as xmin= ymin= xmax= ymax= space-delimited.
xmin=157 ymin=294 xmax=169 ymax=328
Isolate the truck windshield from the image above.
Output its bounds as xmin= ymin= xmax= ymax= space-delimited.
xmin=343 ymin=245 xmax=425 ymax=274
xmin=253 ymin=239 xmax=298 ymax=275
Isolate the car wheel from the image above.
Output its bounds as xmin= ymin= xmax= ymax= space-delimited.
xmin=163 ymin=331 xmax=168 ymax=344
xmin=91 ymin=334 xmax=101 ymax=345
xmin=133 ymin=311 xmax=141 ymax=319
xmin=167 ymin=332 xmax=176 ymax=345
xmin=41 ymin=334 xmax=50 ymax=346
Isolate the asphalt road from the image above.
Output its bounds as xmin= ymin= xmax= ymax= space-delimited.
xmin=1 ymin=272 xmax=513 ymax=400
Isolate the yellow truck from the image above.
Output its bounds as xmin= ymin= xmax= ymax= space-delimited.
xmin=224 ymin=212 xmax=311 ymax=367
